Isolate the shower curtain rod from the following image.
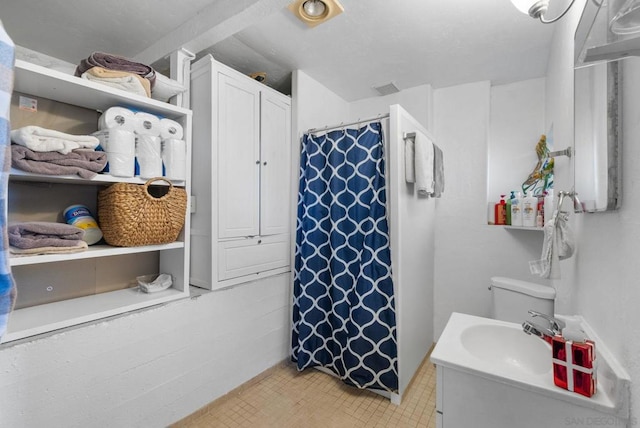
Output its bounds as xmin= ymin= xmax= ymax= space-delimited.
xmin=307 ymin=113 xmax=390 ymax=134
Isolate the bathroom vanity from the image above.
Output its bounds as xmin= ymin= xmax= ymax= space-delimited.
xmin=431 ymin=313 xmax=630 ymax=428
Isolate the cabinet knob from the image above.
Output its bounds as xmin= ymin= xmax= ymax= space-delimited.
xmin=258 ymin=240 xmax=262 ymax=244
xmin=263 ymin=161 xmax=267 ymax=166
xmin=255 ymin=160 xmax=260 ymax=164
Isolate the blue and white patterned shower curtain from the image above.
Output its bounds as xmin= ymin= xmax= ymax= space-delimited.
xmin=292 ymin=122 xmax=398 ymax=393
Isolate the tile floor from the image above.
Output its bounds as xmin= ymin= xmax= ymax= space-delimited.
xmin=173 ymin=355 xmax=437 ymax=428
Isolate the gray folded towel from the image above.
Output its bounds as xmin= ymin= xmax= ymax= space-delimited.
xmin=11 ymin=144 xmax=107 ymax=179
xmin=74 ymin=52 xmax=156 ymax=88
xmin=8 ymin=222 xmax=85 ymax=249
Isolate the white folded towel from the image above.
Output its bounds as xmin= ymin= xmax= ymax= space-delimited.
xmin=414 ymin=131 xmax=434 ymax=196
xmin=405 ymin=137 xmax=415 ymax=183
xmin=81 ymin=71 xmax=149 ymax=98
xmin=11 ymin=126 xmax=99 ymax=155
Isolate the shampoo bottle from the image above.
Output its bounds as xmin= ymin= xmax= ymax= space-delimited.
xmin=522 ymin=190 xmax=538 ymax=227
xmin=494 ymin=195 xmax=507 ymax=225
xmin=510 ymin=191 xmax=523 ymax=226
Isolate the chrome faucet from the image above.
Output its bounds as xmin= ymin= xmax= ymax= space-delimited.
xmin=527 ymin=309 xmax=565 ymax=334
xmin=522 ymin=320 xmax=557 ymax=341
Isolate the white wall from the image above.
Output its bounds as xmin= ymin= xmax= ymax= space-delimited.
xmin=0 ymin=275 xmax=291 ymax=427
xmin=545 ymin=0 xmax=640 ymax=421
xmin=487 ymin=78 xmax=546 ymax=203
xmin=349 ymin=84 xmax=433 ymax=131
xmin=387 ymin=104 xmax=436 ymax=398
xmin=433 ymin=79 xmax=548 ymax=337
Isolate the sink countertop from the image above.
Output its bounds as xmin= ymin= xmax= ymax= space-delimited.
xmin=430 ymin=312 xmax=629 ymax=419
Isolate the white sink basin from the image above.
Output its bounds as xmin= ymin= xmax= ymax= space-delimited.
xmin=460 ymin=323 xmax=551 ymax=375
xmin=431 ymin=313 xmax=631 ymax=422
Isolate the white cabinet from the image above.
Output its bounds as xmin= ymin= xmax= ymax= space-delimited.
xmin=2 ymin=60 xmax=192 ymax=343
xmin=190 ymin=56 xmax=291 ymax=290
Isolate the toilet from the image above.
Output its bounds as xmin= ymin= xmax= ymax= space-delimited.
xmin=489 ymin=276 xmax=556 ymax=323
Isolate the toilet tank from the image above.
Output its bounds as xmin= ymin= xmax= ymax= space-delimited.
xmin=490 ymin=277 xmax=556 ymax=323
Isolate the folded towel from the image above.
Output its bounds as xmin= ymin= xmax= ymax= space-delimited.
xmin=11 ymin=126 xmax=100 ymax=155
xmin=8 ymin=222 xmax=85 ymax=249
xmin=405 ymin=137 xmax=415 ymax=183
xmin=82 ymin=66 xmax=150 ymax=98
xmin=75 ymin=52 xmax=156 ymax=88
xmin=432 ymin=144 xmax=444 ymax=198
xmin=10 ymin=241 xmax=88 ymax=256
xmin=415 ymin=131 xmax=434 ymax=196
xmin=12 ymin=144 xmax=107 ymax=179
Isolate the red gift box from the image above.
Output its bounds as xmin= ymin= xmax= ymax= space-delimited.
xmin=552 ymin=336 xmax=597 ymax=397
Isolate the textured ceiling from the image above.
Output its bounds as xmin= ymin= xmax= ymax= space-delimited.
xmin=0 ymin=0 xmax=564 ymax=101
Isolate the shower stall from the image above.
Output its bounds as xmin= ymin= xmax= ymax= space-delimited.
xmin=292 ymin=104 xmax=437 ymax=404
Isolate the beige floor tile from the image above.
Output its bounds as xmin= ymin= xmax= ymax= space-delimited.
xmin=173 ymin=356 xmax=436 ymax=428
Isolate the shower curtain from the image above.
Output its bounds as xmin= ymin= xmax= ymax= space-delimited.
xmin=292 ymin=121 xmax=398 ymax=393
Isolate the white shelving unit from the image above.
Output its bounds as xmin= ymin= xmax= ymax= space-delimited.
xmin=2 ymin=60 xmax=192 ymax=343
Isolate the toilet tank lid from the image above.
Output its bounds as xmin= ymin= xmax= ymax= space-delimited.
xmin=490 ymin=277 xmax=556 ymax=299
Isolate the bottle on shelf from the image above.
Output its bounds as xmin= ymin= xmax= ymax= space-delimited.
xmin=522 ymin=190 xmax=538 ymax=227
xmin=544 ymin=189 xmax=555 ymax=225
xmin=495 ymin=195 xmax=507 ymax=225
xmin=537 ymin=194 xmax=545 ymax=226
xmin=511 ymin=191 xmax=523 ymax=226
xmin=506 ymin=191 xmax=514 ymax=226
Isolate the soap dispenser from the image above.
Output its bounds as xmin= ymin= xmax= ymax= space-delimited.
xmin=522 ymin=190 xmax=538 ymax=227
xmin=506 ymin=191 xmax=514 ymax=226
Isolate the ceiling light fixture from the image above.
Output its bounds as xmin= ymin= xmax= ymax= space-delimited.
xmin=510 ymin=0 xmax=577 ymax=23
xmin=288 ymin=0 xmax=344 ymax=28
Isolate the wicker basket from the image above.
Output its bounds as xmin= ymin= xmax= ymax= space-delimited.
xmin=98 ymin=177 xmax=187 ymax=247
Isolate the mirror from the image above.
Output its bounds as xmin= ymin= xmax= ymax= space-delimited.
xmin=574 ymin=60 xmax=622 ymax=212
xmin=574 ymin=0 xmax=632 ymax=212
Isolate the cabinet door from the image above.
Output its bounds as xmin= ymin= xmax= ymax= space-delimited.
xmin=259 ymin=91 xmax=291 ymax=236
xmin=218 ymin=73 xmax=261 ymax=239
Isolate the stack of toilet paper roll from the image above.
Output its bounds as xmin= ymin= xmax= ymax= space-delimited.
xmin=96 ymin=107 xmax=185 ymax=180
xmin=133 ymin=111 xmax=163 ymax=179
xmin=95 ymin=107 xmax=137 ymax=177
xmin=159 ymin=118 xmax=186 ymax=180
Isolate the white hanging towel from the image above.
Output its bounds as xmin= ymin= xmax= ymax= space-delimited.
xmin=530 ymin=209 xmax=575 ymax=279
xmin=414 ymin=131 xmax=435 ymax=196
xmin=405 ymin=136 xmax=415 ymax=183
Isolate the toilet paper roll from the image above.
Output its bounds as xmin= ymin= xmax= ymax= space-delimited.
xmin=93 ymin=129 xmax=135 ymax=154
xmin=105 ymin=151 xmax=135 ymax=178
xmin=159 ymin=118 xmax=184 ymax=140
xmin=161 ymin=138 xmax=187 ymax=180
xmin=99 ymin=107 xmax=137 ymax=131
xmin=134 ymin=111 xmax=161 ymax=137
xmin=135 ymin=135 xmax=163 ymax=178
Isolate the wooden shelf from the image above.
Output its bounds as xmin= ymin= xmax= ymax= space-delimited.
xmin=1 ymin=286 xmax=187 ymax=343
xmin=2 ymin=59 xmax=192 ymax=344
xmin=10 ymin=242 xmax=184 ymax=266
xmin=9 ymin=168 xmax=186 ymax=187
xmin=14 ymin=59 xmax=191 ymax=120
xmin=503 ymin=225 xmax=544 ymax=231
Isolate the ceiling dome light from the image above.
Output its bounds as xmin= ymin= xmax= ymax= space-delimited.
xmin=288 ymin=0 xmax=344 ymax=28
xmin=510 ymin=0 xmax=549 ymax=18
xmin=302 ymin=0 xmax=327 ymax=18
xmin=509 ymin=0 xmax=576 ymax=23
